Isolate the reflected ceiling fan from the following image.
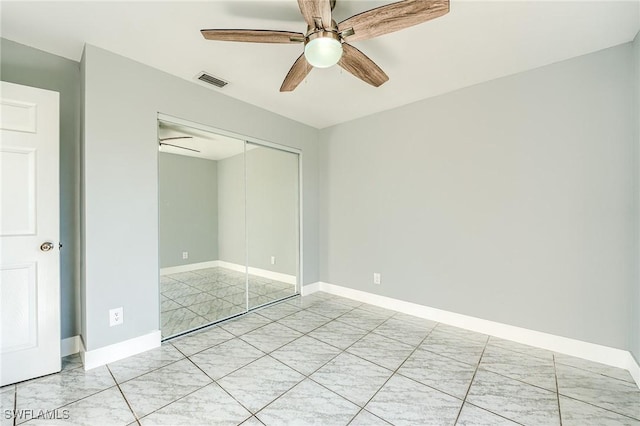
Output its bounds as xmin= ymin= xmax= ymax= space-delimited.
xmin=201 ymin=0 xmax=449 ymax=92
xmin=158 ymin=136 xmax=200 ymax=153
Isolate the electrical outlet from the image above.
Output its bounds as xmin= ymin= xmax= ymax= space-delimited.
xmin=182 ymin=251 xmax=188 ymax=259
xmin=271 ymin=256 xmax=276 ymax=265
xmin=373 ymin=273 xmax=381 ymax=285
xmin=109 ymin=307 xmax=123 ymax=326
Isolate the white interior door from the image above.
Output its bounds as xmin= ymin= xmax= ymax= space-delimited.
xmin=0 ymin=81 xmax=60 ymax=386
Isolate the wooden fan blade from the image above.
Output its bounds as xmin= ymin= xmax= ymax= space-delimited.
xmin=338 ymin=44 xmax=389 ymax=87
xmin=280 ymin=54 xmax=313 ymax=92
xmin=338 ymin=0 xmax=449 ymax=42
xmin=201 ymin=29 xmax=304 ymax=44
xmin=297 ymin=0 xmax=332 ymax=29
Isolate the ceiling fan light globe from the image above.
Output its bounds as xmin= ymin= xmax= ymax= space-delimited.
xmin=304 ymin=36 xmax=343 ymax=68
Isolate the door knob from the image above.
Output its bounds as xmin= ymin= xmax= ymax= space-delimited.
xmin=40 ymin=242 xmax=55 ymax=252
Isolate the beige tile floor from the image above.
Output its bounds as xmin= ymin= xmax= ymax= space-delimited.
xmin=2 ymin=292 xmax=639 ymax=425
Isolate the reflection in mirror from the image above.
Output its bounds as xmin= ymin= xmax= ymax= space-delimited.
xmin=158 ymin=120 xmax=246 ymax=338
xmin=246 ymin=143 xmax=299 ymax=308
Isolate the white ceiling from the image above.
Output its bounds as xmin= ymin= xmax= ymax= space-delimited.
xmin=2 ymin=1 xmax=639 ymax=129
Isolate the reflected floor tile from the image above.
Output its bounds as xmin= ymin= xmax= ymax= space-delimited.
xmin=372 ymin=317 xmax=434 ymax=346
xmin=202 ymin=304 xmax=245 ymax=323
xmin=559 ymin=395 xmax=640 ymax=425
xmin=220 ymin=313 xmax=272 ymax=336
xmin=311 ymin=352 xmax=392 ymax=407
xmin=466 ymin=369 xmax=559 ymax=425
xmin=239 ymin=323 xmax=302 ymax=353
xmin=479 ymin=344 xmax=556 ymax=391
xmin=419 ymin=330 xmax=487 ymax=366
xmin=171 ymin=291 xmax=217 ymax=308
xmin=108 ymin=344 xmax=184 ymax=383
xmin=189 ymin=298 xmax=235 ymax=317
xmin=160 ymin=279 xmax=188 ymax=293
xmin=346 ymin=333 xmax=415 ymax=370
xmin=119 ymin=359 xmax=211 ymax=418
xmin=166 ymin=271 xmax=201 ymax=282
xmin=398 ymin=347 xmax=476 ymax=398
xmin=249 ymin=294 xmax=277 ymax=309
xmin=61 ymin=354 xmax=83 ymax=372
xmin=139 ymin=383 xmax=251 ymax=426
xmin=456 ymin=402 xmax=518 ymax=426
xmin=366 ymin=374 xmax=462 ymax=426
xmin=256 ymin=379 xmax=359 ymax=426
xmin=270 ymin=336 xmax=341 ymax=376
xmin=554 ymin=353 xmax=634 ymax=383
xmin=16 ymin=366 xmax=115 ymax=415
xmin=170 ymin=325 xmax=235 ymax=356
xmin=24 ymin=386 xmax=134 ymax=426
xmin=160 ymin=275 xmax=178 ymax=286
xmin=217 ymin=356 xmax=304 ymax=412
xmin=160 ymin=297 xmax=181 ymax=313
xmin=190 ymin=338 xmax=265 ymax=380
xmin=308 ymin=320 xmax=368 ymax=350
xmin=487 ymin=337 xmax=554 ymax=361
xmin=349 ymin=409 xmax=392 ymax=425
xmin=161 ymin=307 xmax=210 ymax=335
xmin=276 ymin=310 xmax=331 ymax=333
xmin=555 ymin=363 xmax=640 ymax=420
xmin=255 ymin=301 xmax=302 ymax=321
xmin=161 ymin=286 xmax=200 ymax=300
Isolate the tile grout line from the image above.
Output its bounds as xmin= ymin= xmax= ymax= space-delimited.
xmin=452 ymin=335 xmax=489 ymax=425
xmin=173 ymin=345 xmax=256 ymax=423
xmin=345 ymin=321 xmax=439 ymax=425
xmin=106 ymin=365 xmax=141 ymax=426
xmin=553 ymin=354 xmax=563 ymax=426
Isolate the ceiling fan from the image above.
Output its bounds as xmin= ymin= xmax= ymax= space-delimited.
xmin=201 ymin=0 xmax=449 ymax=92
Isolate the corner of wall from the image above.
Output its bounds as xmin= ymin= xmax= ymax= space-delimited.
xmin=633 ymin=29 xmax=640 ymax=363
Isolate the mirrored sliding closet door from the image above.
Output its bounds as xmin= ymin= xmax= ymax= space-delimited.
xmin=158 ymin=119 xmax=247 ymax=338
xmin=246 ymin=143 xmax=300 ymax=308
xmin=158 ymin=117 xmax=301 ymax=339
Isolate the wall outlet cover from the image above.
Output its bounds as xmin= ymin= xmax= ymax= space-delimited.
xmin=373 ymin=273 xmax=381 ymax=285
xmin=109 ymin=307 xmax=124 ymax=326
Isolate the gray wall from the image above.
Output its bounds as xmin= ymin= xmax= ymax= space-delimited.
xmin=247 ymin=145 xmax=299 ymax=275
xmin=217 ymin=152 xmax=245 ymax=268
xmin=633 ymin=31 xmax=640 ymax=364
xmin=217 ymin=147 xmax=299 ymax=275
xmin=1 ymin=38 xmax=81 ymax=341
xmin=82 ymin=45 xmax=319 ymax=351
xmin=319 ymin=43 xmax=637 ymax=351
xmin=159 ymin=153 xmax=218 ymax=268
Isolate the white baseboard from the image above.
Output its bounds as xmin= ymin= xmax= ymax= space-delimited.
xmin=301 ymin=282 xmax=321 ymax=296
xmin=61 ymin=335 xmax=82 ymax=357
xmin=160 ymin=260 xmax=219 ymax=276
xmin=81 ymin=330 xmax=161 ymax=370
xmin=161 ymin=260 xmax=297 ymax=285
xmin=217 ymin=260 xmax=297 ymax=285
xmin=314 ymin=282 xmax=640 ymax=389
xmin=627 ymin=353 xmax=640 ymax=387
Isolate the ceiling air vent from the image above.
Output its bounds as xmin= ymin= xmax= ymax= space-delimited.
xmin=195 ymin=71 xmax=228 ymax=88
